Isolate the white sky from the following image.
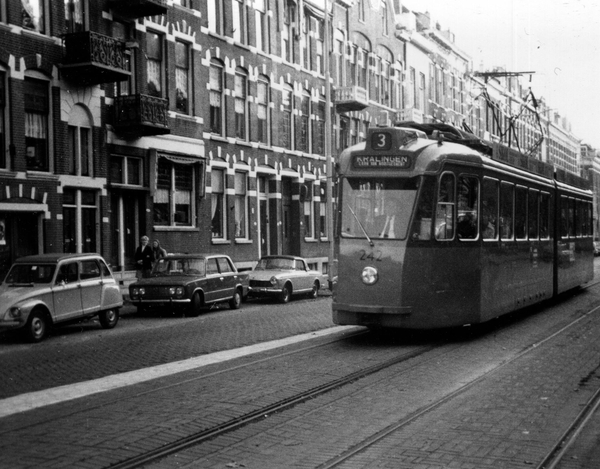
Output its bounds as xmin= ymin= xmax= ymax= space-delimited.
xmin=402 ymin=0 xmax=600 ymax=148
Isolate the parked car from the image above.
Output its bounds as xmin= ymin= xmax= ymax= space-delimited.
xmin=0 ymin=253 xmax=123 ymax=342
xmin=129 ymin=254 xmax=248 ymax=315
xmin=248 ymin=255 xmax=323 ymax=303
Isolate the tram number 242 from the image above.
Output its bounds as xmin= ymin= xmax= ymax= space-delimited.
xmin=359 ymin=250 xmax=383 ymax=261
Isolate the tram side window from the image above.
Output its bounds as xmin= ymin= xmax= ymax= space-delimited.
xmin=457 ymin=175 xmax=479 ymax=240
xmin=482 ymin=178 xmax=499 ymax=240
xmin=568 ymin=198 xmax=576 ymax=237
xmin=560 ymin=196 xmax=569 ymax=238
xmin=500 ymin=182 xmax=514 ymax=240
xmin=586 ymin=201 xmax=593 ymax=236
xmin=528 ymin=189 xmax=539 ymax=240
xmin=577 ymin=199 xmax=585 ymax=237
xmin=514 ymin=186 xmax=527 ymax=240
xmin=539 ymin=192 xmax=550 ymax=239
xmin=435 ymin=172 xmax=455 ymax=240
xmin=411 ymin=176 xmax=436 ymax=240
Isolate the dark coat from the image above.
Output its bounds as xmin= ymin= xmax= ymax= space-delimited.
xmin=135 ymin=245 xmax=154 ymax=270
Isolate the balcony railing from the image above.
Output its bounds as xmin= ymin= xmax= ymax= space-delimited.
xmin=334 ymin=86 xmax=369 ymax=113
xmin=113 ymin=94 xmax=170 ymax=137
xmin=61 ymin=31 xmax=130 ymax=86
xmin=109 ymin=0 xmax=168 ymax=19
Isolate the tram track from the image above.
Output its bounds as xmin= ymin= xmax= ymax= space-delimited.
xmin=108 ymin=342 xmax=439 ymax=469
xmin=312 ymin=301 xmax=600 ymax=469
xmin=108 ymin=288 xmax=600 ymax=469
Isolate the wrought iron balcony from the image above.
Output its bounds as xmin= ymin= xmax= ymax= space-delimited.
xmin=109 ymin=0 xmax=168 ymax=19
xmin=113 ymin=94 xmax=170 ymax=137
xmin=334 ymin=86 xmax=369 ymax=113
xmin=61 ymin=31 xmax=130 ymax=86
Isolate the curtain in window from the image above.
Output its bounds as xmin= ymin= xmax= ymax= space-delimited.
xmin=147 ymin=60 xmax=162 ymax=97
xmin=25 ymin=113 xmax=47 ymax=138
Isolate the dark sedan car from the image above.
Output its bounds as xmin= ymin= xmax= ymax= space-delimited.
xmin=129 ymin=254 xmax=248 ymax=315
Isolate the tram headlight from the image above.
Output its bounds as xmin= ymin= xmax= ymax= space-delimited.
xmin=361 ymin=266 xmax=378 ymax=285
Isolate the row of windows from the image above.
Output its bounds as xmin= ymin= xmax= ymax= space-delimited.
xmin=0 ymin=72 xmax=92 ymax=174
xmin=210 ymin=169 xmax=328 ymax=241
xmin=412 ymin=173 xmax=593 ymax=242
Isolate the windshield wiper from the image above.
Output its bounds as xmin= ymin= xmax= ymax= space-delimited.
xmin=346 ymin=204 xmax=374 ymax=247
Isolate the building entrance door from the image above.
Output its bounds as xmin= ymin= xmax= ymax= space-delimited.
xmin=111 ymin=191 xmax=145 ymax=271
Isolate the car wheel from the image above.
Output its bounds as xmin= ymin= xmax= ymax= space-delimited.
xmin=24 ymin=309 xmax=48 ymax=343
xmin=99 ymin=309 xmax=119 ymax=329
xmin=229 ymin=288 xmax=242 ymax=310
xmin=188 ymin=292 xmax=202 ymax=317
xmin=280 ymin=284 xmax=292 ymax=303
xmin=309 ymin=281 xmax=319 ymax=299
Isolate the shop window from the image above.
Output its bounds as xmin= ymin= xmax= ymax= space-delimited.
xmin=63 ymin=188 xmax=98 ymax=253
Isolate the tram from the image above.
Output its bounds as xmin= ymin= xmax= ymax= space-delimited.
xmin=332 ymin=122 xmax=594 ymax=329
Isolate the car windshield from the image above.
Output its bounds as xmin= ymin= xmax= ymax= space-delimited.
xmin=255 ymin=258 xmax=295 ymax=270
xmin=152 ymin=258 xmax=206 ymax=276
xmin=5 ymin=264 xmax=56 ymax=284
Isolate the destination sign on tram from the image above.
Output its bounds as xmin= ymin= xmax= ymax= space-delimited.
xmin=352 ymin=155 xmax=411 ymax=169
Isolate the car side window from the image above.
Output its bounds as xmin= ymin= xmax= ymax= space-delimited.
xmin=57 ymin=262 xmax=78 ymax=284
xmin=206 ymin=258 xmax=219 ymax=275
xmin=99 ymin=260 xmax=111 ymax=277
xmin=217 ymin=257 xmax=233 ymax=273
xmin=80 ymin=260 xmax=101 ymax=280
xmin=297 ymin=260 xmax=307 ymax=271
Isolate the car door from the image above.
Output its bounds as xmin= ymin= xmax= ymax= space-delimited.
xmin=216 ymin=256 xmax=237 ymax=300
xmin=204 ymin=257 xmax=221 ymax=303
xmin=79 ymin=259 xmax=103 ymax=315
xmin=52 ymin=261 xmax=83 ymax=322
xmin=291 ymin=259 xmax=307 ymax=291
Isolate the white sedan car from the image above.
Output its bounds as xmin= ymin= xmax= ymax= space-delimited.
xmin=248 ymin=255 xmax=323 ymax=303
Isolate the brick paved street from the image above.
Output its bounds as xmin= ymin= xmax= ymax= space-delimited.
xmin=3 ymin=280 xmax=600 ymax=468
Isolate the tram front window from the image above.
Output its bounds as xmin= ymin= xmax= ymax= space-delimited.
xmin=340 ymin=178 xmax=418 ymax=240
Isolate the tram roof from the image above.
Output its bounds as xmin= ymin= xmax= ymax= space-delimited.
xmin=370 ymin=121 xmax=591 ymax=191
